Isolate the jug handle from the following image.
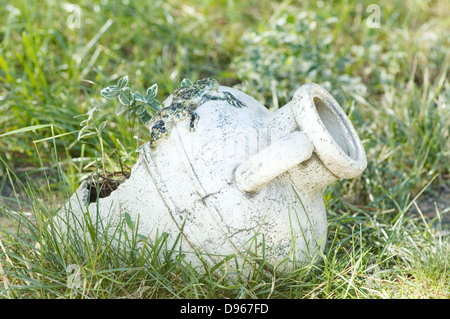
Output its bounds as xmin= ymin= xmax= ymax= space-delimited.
xmin=235 ymin=131 xmax=313 ymax=193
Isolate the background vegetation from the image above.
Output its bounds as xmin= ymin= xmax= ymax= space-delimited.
xmin=0 ymin=0 xmax=449 ymax=298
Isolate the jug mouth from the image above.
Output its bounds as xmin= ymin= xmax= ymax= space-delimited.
xmin=291 ymin=83 xmax=367 ymax=179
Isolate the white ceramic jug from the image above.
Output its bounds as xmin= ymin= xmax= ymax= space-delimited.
xmin=56 ymin=79 xmax=367 ymax=272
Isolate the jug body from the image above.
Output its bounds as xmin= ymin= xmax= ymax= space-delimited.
xmin=54 ymin=81 xmax=367 ymax=272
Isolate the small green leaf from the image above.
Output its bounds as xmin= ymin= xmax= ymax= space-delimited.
xmin=115 ymin=103 xmax=128 ymax=116
xmin=118 ymin=87 xmax=134 ymax=106
xmin=98 ymin=120 xmax=107 ymax=133
xmin=146 ymin=84 xmax=158 ymax=99
xmin=145 ymin=99 xmax=162 ymax=112
xmin=138 ymin=110 xmax=152 ymax=124
xmin=134 ymin=104 xmax=145 ymax=116
xmin=133 ymin=93 xmax=146 ymax=103
xmin=100 ymin=85 xmax=120 ymax=99
xmin=117 ymin=75 xmax=129 ymax=89
xmin=124 ymin=212 xmax=134 ymax=230
xmin=181 ymin=78 xmax=193 ymax=87
xmin=137 ymin=234 xmax=148 ymax=241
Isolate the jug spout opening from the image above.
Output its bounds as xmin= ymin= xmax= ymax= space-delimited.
xmin=291 ymin=83 xmax=367 ymax=180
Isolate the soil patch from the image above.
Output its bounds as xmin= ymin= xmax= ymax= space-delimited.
xmin=86 ymin=171 xmax=129 ymax=203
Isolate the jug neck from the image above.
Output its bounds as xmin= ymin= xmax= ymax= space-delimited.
xmin=287 ymin=153 xmax=340 ymax=196
xmin=235 ymin=83 xmax=366 ymax=196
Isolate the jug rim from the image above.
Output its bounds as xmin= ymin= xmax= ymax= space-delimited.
xmin=291 ymin=83 xmax=367 ymax=179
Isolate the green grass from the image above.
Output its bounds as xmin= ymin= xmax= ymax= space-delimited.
xmin=1 ymin=0 xmax=449 ymax=298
